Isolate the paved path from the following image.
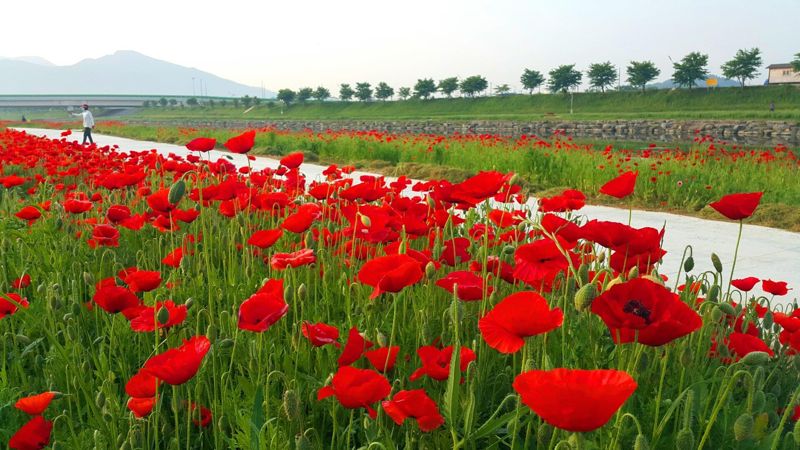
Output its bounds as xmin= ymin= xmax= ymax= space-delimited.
xmin=17 ymin=128 xmax=800 ymax=306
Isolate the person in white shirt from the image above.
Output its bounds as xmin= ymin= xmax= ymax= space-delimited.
xmin=72 ymin=104 xmax=95 ymax=144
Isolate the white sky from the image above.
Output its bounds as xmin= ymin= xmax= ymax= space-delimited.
xmin=3 ymin=0 xmax=798 ymax=92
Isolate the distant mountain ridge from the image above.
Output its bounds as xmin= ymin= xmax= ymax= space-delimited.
xmin=0 ymin=50 xmax=273 ymax=97
xmin=648 ymin=74 xmax=744 ymax=89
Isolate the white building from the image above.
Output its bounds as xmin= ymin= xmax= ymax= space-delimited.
xmin=767 ymin=64 xmax=800 ymax=85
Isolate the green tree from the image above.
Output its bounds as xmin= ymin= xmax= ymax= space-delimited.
xmin=414 ymin=78 xmax=437 ymax=99
xmin=158 ymin=97 xmax=168 ymax=107
xmin=207 ymin=99 xmax=215 ymax=108
xmin=142 ymin=100 xmax=151 ymax=107
xmin=375 ymin=82 xmax=394 ymax=101
xmin=721 ymin=48 xmax=762 ymax=88
xmin=672 ymin=51 xmax=709 ymax=89
xmin=276 ymin=89 xmax=296 ymax=105
xmin=587 ymin=62 xmax=617 ymax=92
xmin=459 ymin=75 xmax=488 ymax=97
xmin=241 ymin=95 xmax=253 ymax=108
xmin=339 ymin=84 xmax=354 ymax=101
xmin=626 ymin=61 xmax=661 ymax=92
xmin=520 ymin=69 xmax=545 ymax=94
xmin=494 ymin=84 xmax=511 ymax=96
xmin=253 ymin=96 xmax=262 ymax=106
xmin=297 ymin=87 xmax=314 ymax=103
xmin=547 ymin=65 xmax=582 ymax=93
xmin=354 ymin=82 xmax=373 ymax=101
xmin=313 ymin=86 xmax=330 ymax=101
xmin=398 ymin=87 xmax=411 ymax=100
xmin=219 ymin=99 xmax=227 ymax=107
xmin=792 ymin=53 xmax=800 ymax=72
xmin=232 ymin=98 xmax=240 ymax=108
xmin=186 ymin=97 xmax=198 ymax=106
xmin=437 ymin=77 xmax=459 ymax=97
xmin=168 ymin=98 xmax=178 ymax=106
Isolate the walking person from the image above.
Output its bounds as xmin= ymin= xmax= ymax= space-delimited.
xmin=769 ymin=101 xmax=775 ymax=113
xmin=71 ymin=104 xmax=95 ymax=144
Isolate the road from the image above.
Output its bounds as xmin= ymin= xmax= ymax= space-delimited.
xmin=16 ymin=127 xmax=800 ymax=306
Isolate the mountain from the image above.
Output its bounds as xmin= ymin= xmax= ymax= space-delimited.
xmin=648 ymin=74 xmax=745 ymax=90
xmin=0 ymin=50 xmax=273 ymax=97
xmin=0 ymin=56 xmax=54 ymax=66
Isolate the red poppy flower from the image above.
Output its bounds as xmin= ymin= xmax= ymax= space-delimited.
xmin=479 ymin=291 xmax=563 ymax=353
xmin=12 ymin=274 xmax=31 ymax=290
xmin=63 ymin=199 xmax=93 ymax=214
xmin=129 ymin=300 xmax=188 ymax=332
xmin=317 ymin=366 xmax=391 ymax=419
xmin=92 ymin=285 xmax=140 ymax=314
xmin=469 ymin=256 xmax=515 ymax=284
xmin=709 ymin=192 xmax=763 ymax=221
xmin=106 ymin=204 xmax=131 ymax=223
xmin=513 ymin=368 xmax=637 ymax=432
xmin=727 ymin=332 xmax=774 ymax=361
xmin=382 ymin=389 xmax=445 ymax=432
xmin=143 ymin=336 xmax=211 ymax=385
xmin=14 ymin=206 xmax=41 ymax=223
xmin=0 ymin=293 xmax=29 ymax=319
xmin=190 ymin=403 xmax=213 ymax=427
xmin=224 ymin=130 xmax=256 ymax=154
xmin=439 ymin=237 xmax=471 ymax=266
xmin=9 ymin=415 xmax=52 ymax=450
xmin=731 ymin=277 xmax=760 ymax=292
xmin=365 ymin=346 xmax=400 ymax=372
xmin=127 ymin=397 xmax=157 ymax=418
xmin=146 ymin=189 xmax=176 ymax=213
xmin=121 ymin=270 xmax=162 ymax=293
xmin=302 ymin=321 xmax=341 ymax=348
xmin=238 ymin=279 xmax=289 ymax=332
xmin=591 ymin=278 xmax=702 ymax=346
xmin=186 ymin=137 xmax=216 ymax=152
xmin=762 ymin=279 xmax=789 ymax=296
xmin=488 ymin=209 xmax=526 ymax=228
xmin=126 ymin=370 xmax=160 ymax=398
xmin=162 ymin=247 xmax=184 ymax=268
xmin=338 ymin=327 xmax=374 ymax=366
xmin=513 ymin=237 xmax=576 ymax=290
xmin=282 ymin=204 xmax=320 ymax=233
xmin=15 ymin=392 xmax=57 ymax=416
xmin=538 ymin=189 xmax=586 ymax=213
xmin=270 ymin=248 xmax=316 ymax=270
xmin=358 ymin=254 xmax=424 ymax=299
xmin=599 ymin=171 xmax=637 ymax=199
xmin=89 ymin=224 xmax=120 ymax=248
xmin=248 ymin=229 xmax=283 ymax=249
xmin=280 ymin=152 xmax=304 ymax=169
xmin=436 ymin=271 xmax=492 ymax=301
xmin=60 ymin=129 xmax=72 ymax=137
xmin=409 ymin=345 xmax=476 ymax=381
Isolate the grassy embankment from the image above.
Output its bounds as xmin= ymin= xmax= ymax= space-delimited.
xmin=12 ymin=121 xmax=799 ymax=231
xmin=123 ymin=85 xmax=800 ymax=122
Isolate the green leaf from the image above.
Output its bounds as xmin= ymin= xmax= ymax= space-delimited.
xmin=251 ymin=385 xmax=264 ymax=450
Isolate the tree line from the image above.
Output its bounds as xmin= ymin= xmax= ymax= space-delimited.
xmin=270 ymin=48 xmax=774 ymax=105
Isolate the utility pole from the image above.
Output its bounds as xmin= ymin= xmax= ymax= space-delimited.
xmin=192 ymin=77 xmax=195 ymax=97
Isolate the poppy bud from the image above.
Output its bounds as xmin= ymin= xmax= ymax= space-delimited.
xmin=741 ymin=351 xmax=771 ymax=366
xmin=710 ymin=306 xmax=724 ymax=322
xmin=217 ymin=338 xmax=234 ymax=349
xmin=573 ymin=283 xmax=597 ymax=312
xmin=206 ymin=324 xmax=217 ymax=341
xmin=95 ymin=391 xmax=106 ymax=408
xmin=71 ymin=301 xmax=82 ymax=317
xmin=763 ymin=311 xmax=773 ymax=328
xmin=303 ymin=233 xmax=313 ymax=249
xmin=753 ymin=391 xmax=766 ymax=412
xmin=157 ymin=306 xmax=170 ymax=325
xmin=717 ymin=302 xmax=736 ymax=316
xmin=169 ymin=179 xmax=186 ymax=204
xmin=282 ymin=390 xmax=302 ymax=423
xmin=284 ymin=285 xmax=292 ymax=301
xmin=185 ymin=298 xmax=194 ymax=309
xmin=627 ymin=266 xmax=639 ymax=280
xmin=15 ymin=334 xmax=31 ymax=345
xmin=83 ymin=271 xmax=94 ymax=285
xmin=733 ymin=413 xmax=753 ymax=441
xmin=424 ymin=261 xmax=436 ymax=278
xmin=707 ymin=285 xmax=720 ymax=303
xmin=426 ymin=196 xmax=436 ymax=209
xmin=502 ymin=245 xmax=515 ymax=255
xmin=634 ymin=434 xmax=649 ymax=450
xmin=596 ymin=251 xmax=606 ymax=264
xmin=683 ymin=256 xmax=694 ymax=272
xmin=711 ymin=253 xmax=723 ymax=273
xmin=576 ymin=263 xmax=589 ymax=284
xmin=680 ymin=347 xmax=693 ymax=368
xmin=675 ymin=428 xmax=694 ymax=450
xmin=794 ymin=420 xmax=800 ymax=445
xmin=536 ymin=423 xmax=552 ymax=447
xmin=297 ymin=283 xmax=307 ymax=299
xmin=359 ymin=214 xmax=371 ymax=228
xmin=376 ymin=331 xmax=388 ymax=348
xmin=295 ymin=434 xmax=312 ymax=450
xmin=604 ymin=276 xmax=622 ymax=292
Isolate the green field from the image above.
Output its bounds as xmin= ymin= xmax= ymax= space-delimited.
xmin=122 ymin=85 xmax=800 ymax=122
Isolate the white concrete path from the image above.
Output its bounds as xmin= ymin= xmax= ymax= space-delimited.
xmin=16 ymin=128 xmax=800 ymax=306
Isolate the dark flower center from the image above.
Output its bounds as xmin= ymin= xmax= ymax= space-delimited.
xmin=623 ymin=299 xmax=652 ymax=324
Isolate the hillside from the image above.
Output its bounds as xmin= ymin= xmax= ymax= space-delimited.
xmin=0 ymin=50 xmax=271 ymax=97
xmin=128 ymin=85 xmax=800 ymax=122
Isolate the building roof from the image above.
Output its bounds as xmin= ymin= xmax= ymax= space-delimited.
xmin=767 ymin=63 xmax=794 ymax=69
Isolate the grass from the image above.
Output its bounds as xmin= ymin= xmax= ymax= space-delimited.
xmin=14 ymin=120 xmax=800 ymax=232
xmin=121 ymin=85 xmax=800 ymax=122
xmin=2 ymin=128 xmax=800 ymax=449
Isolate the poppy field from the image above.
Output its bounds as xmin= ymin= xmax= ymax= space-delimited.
xmin=1 ymin=127 xmax=799 ymax=449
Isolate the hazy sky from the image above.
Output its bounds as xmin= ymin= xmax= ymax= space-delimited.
xmin=3 ymin=0 xmax=798 ymax=92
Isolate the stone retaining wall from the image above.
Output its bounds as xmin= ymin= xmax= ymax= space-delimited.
xmin=126 ymin=119 xmax=800 ymax=146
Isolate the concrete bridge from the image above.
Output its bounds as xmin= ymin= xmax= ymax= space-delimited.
xmin=0 ymin=94 xmax=215 ymax=108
